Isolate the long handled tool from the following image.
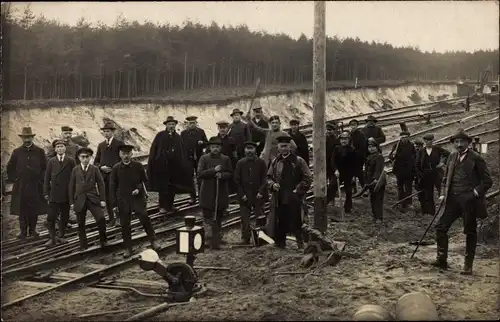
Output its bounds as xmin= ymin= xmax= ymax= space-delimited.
xmin=411 ymin=199 xmax=445 ymax=259
xmin=336 ymin=175 xmax=344 ymax=221
xmin=213 ymin=178 xmax=220 ymax=221
xmin=390 ymin=190 xmax=422 ymax=209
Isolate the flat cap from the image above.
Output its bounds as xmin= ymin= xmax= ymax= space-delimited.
xmin=185 ymin=116 xmax=198 ymax=122
xmin=207 ymin=136 xmax=222 ymax=145
xmin=367 ymin=137 xmax=379 ymax=146
xmin=269 ymin=115 xmax=280 ymax=122
xmin=52 ymin=139 xmax=67 ymax=148
xmin=423 ymin=134 xmax=434 ymax=140
xmin=61 ymin=126 xmax=73 ymax=132
xmin=366 ymin=115 xmax=378 ymax=122
xmin=326 ymin=123 xmax=335 ymax=130
xmin=244 ymin=141 xmax=258 ymax=147
xmin=118 ymin=144 xmax=135 ymax=152
xmin=276 ymin=135 xmax=293 ymax=144
xmin=76 ymin=147 xmax=94 ymax=156
xmin=414 ymin=139 xmax=424 ymax=146
xmin=349 ymin=119 xmax=360 ymax=125
xmin=289 ymin=119 xmax=300 ymax=125
xmin=216 ymin=120 xmax=230 ymax=127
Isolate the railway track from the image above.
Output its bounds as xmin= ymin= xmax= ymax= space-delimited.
xmin=2 ymin=103 xmax=498 ymax=311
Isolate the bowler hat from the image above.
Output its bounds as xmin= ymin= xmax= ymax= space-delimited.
xmin=366 ymin=115 xmax=377 ymax=122
xmin=207 ymin=136 xmax=222 ymax=146
xmin=185 ymin=116 xmax=198 ymax=122
xmin=400 ymin=130 xmax=410 ymax=136
xmin=52 ymin=140 xmax=67 ymax=148
xmin=230 ymin=108 xmax=244 ymax=117
xmin=163 ymin=116 xmax=178 ymax=125
xmin=76 ymin=147 xmax=93 ymax=156
xmin=349 ymin=119 xmax=359 ymax=125
xmin=450 ymin=129 xmax=472 ymax=143
xmin=244 ymin=141 xmax=258 ymax=148
xmin=289 ymin=119 xmax=300 ymax=126
xmin=18 ymin=127 xmax=36 ymax=137
xmin=61 ymin=126 xmax=73 ymax=132
xmin=118 ymin=144 xmax=135 ymax=152
xmin=423 ymin=134 xmax=434 ymax=141
xmin=100 ymin=122 xmax=116 ymax=131
xmin=269 ymin=115 xmax=280 ymax=122
xmin=216 ymin=120 xmax=230 ymax=127
xmin=276 ymin=135 xmax=293 ymax=144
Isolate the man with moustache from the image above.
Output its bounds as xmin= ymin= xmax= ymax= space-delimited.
xmin=433 ymin=129 xmax=492 ymax=275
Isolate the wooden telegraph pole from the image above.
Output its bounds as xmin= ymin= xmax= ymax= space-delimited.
xmin=312 ymin=1 xmax=327 ymax=233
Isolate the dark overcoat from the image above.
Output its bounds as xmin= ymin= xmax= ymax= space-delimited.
xmin=43 ymin=155 xmax=76 ymax=203
xmin=234 ymin=156 xmax=269 ymax=204
xmin=68 ymin=164 xmax=106 ymax=213
xmin=181 ymin=127 xmax=208 ymax=162
xmin=7 ymin=144 xmax=47 ymax=216
xmin=331 ymin=145 xmax=358 ymax=180
xmin=350 ymin=128 xmax=367 ymax=163
xmin=326 ymin=134 xmax=340 ymax=177
xmin=362 ymin=125 xmax=386 ymax=144
xmin=389 ymin=140 xmax=417 ymax=178
xmin=439 ymin=150 xmax=492 ymax=219
xmin=289 ymin=130 xmax=310 ymax=166
xmin=365 ymin=152 xmax=386 ymax=189
xmin=228 ymin=121 xmax=251 ymax=157
xmin=415 ymin=146 xmax=450 ymax=186
xmin=109 ymin=161 xmax=148 ymax=215
xmin=147 ymin=130 xmax=194 ymax=194
xmin=197 ymin=153 xmax=233 ymax=211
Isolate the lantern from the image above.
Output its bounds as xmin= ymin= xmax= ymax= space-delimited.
xmin=176 ymin=216 xmax=205 ymax=255
xmin=251 ymin=215 xmax=274 ymax=247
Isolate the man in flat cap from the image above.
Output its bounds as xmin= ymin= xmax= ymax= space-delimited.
xmin=234 ymin=141 xmax=268 ymax=244
xmin=197 ymin=136 xmax=234 ymax=249
xmin=147 ymin=116 xmax=193 ymax=215
xmin=389 ymin=129 xmax=417 ymax=212
xmin=362 ymin=115 xmax=386 ymax=146
xmin=415 ymin=133 xmax=450 ymax=215
xmin=69 ymin=147 xmax=108 ymax=250
xmin=47 ymin=126 xmax=81 ymax=164
xmin=110 ymin=144 xmax=159 ymax=258
xmin=43 ymin=140 xmax=76 ymax=246
xmin=228 ymin=108 xmax=252 ymax=162
xmin=6 ymin=127 xmax=47 ymax=239
xmin=288 ymin=119 xmax=310 ymax=166
xmin=266 ymin=135 xmax=312 ymax=249
xmin=365 ymin=138 xmax=386 ymax=224
xmin=433 ymin=130 xmax=492 ymax=275
xmin=181 ymin=116 xmax=208 ymax=204
xmin=349 ymin=119 xmax=367 ymax=192
xmin=249 ymin=102 xmax=269 ymax=157
xmin=94 ymin=121 xmax=124 ymax=227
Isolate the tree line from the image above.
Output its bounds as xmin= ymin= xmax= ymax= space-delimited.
xmin=2 ymin=4 xmax=499 ymax=101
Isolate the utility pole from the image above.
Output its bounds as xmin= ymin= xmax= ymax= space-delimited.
xmin=312 ymin=1 xmax=327 ymax=233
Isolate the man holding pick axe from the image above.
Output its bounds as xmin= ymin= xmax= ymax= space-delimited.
xmin=197 ymin=137 xmax=233 ymax=250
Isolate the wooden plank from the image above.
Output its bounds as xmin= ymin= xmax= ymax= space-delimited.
xmin=49 ymin=272 xmax=166 ymax=290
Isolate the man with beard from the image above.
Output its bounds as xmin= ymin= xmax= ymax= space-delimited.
xmin=331 ymin=132 xmax=358 ymax=214
xmin=249 ymin=103 xmax=269 ymax=157
xmin=43 ymin=140 xmax=76 ymax=246
xmin=266 ymin=135 xmax=312 ymax=249
xmin=197 ymin=137 xmax=233 ymax=249
xmin=234 ymin=141 xmax=268 ymax=244
xmin=362 ymin=115 xmax=386 ymax=145
xmin=348 ymin=119 xmax=367 ymax=191
xmin=94 ymin=121 xmax=124 ymax=227
xmin=433 ymin=129 xmax=492 ymax=275
xmin=7 ymin=127 xmax=47 ymax=239
xmin=180 ymin=116 xmax=208 ymax=204
xmin=389 ymin=130 xmax=417 ymax=212
xmin=147 ymin=116 xmax=194 ymax=215
xmin=110 ymin=144 xmax=159 ymax=258
xmin=415 ymin=134 xmax=450 ymax=215
xmin=365 ymin=138 xmax=386 ymax=224
xmin=228 ymin=108 xmax=251 ymax=161
xmin=326 ymin=122 xmax=341 ymax=204
xmin=288 ymin=119 xmax=310 ymax=166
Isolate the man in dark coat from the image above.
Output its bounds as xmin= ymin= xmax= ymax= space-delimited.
xmin=228 ymin=108 xmax=251 ymax=161
xmin=234 ymin=141 xmax=268 ymax=244
xmin=362 ymin=115 xmax=386 ymax=145
xmin=43 ymin=140 xmax=76 ymax=246
xmin=216 ymin=120 xmax=238 ymax=194
xmin=180 ymin=116 xmax=208 ymax=204
xmin=266 ymin=135 xmax=312 ymax=249
xmin=47 ymin=126 xmax=81 ymax=164
xmin=197 ymin=136 xmax=233 ymax=249
xmin=349 ymin=119 xmax=367 ymax=190
xmin=6 ymin=127 xmax=47 ymax=239
xmin=413 ymin=139 xmax=426 ymax=211
xmin=365 ymin=138 xmax=386 ymax=223
xmin=250 ymin=104 xmax=269 ymax=157
xmin=110 ymin=144 xmax=159 ymax=258
xmin=94 ymin=121 xmax=124 ymax=227
xmin=331 ymin=131 xmax=358 ymax=214
xmin=389 ymin=130 xmax=417 ymax=212
xmin=288 ymin=119 xmax=310 ymax=166
xmin=433 ymin=130 xmax=492 ymax=275
xmin=69 ymin=147 xmax=108 ymax=250
xmin=415 ymin=133 xmax=450 ymax=215
xmin=326 ymin=123 xmax=340 ymax=204
xmin=147 ymin=116 xmax=194 ymax=215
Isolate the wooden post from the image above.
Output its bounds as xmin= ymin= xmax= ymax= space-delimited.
xmin=312 ymin=1 xmax=327 ymax=233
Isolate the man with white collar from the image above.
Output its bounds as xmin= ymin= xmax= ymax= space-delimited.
xmin=47 ymin=126 xmax=81 ymax=164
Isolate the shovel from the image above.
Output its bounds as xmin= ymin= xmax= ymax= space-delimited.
xmin=336 ymin=175 xmax=345 ymax=221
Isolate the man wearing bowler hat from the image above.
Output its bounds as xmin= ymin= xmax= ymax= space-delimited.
xmin=249 ymin=102 xmax=269 ymax=157
xmin=147 ymin=116 xmax=194 ymax=215
xmin=228 ymin=108 xmax=252 ymax=161
xmin=94 ymin=121 xmax=124 ymax=227
xmin=6 ymin=127 xmax=47 ymax=239
xmin=110 ymin=144 xmax=159 ymax=258
xmin=433 ymin=129 xmax=492 ymax=275
xmin=361 ymin=115 xmax=386 ymax=146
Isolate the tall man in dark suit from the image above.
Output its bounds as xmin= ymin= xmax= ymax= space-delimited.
xmin=94 ymin=121 xmax=124 ymax=227
xmin=433 ymin=130 xmax=492 ymax=275
xmin=43 ymin=140 xmax=76 ymax=246
xmin=69 ymin=147 xmax=108 ymax=250
xmin=389 ymin=130 xmax=417 ymax=212
xmin=110 ymin=144 xmax=159 ymax=258
xmin=249 ymin=104 xmax=269 ymax=157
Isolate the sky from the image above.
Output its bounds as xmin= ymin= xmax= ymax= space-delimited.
xmin=9 ymin=1 xmax=499 ymax=53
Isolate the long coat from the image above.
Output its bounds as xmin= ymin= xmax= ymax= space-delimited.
xmin=7 ymin=144 xmax=47 ymax=216
xmin=350 ymin=128 xmax=367 ymax=163
xmin=331 ymin=145 xmax=358 ymax=180
xmin=234 ymin=156 xmax=269 ymax=205
xmin=439 ymin=150 xmax=492 ymax=219
xmin=181 ymin=127 xmax=208 ymax=162
xmin=389 ymin=140 xmax=417 ymax=178
xmin=68 ymin=164 xmax=106 ymax=213
xmin=147 ymin=130 xmax=194 ymax=194
xmin=289 ymin=130 xmax=310 ymax=166
xmin=109 ymin=161 xmax=148 ymax=214
xmin=43 ymin=155 xmax=76 ymax=203
xmin=197 ymin=153 xmax=233 ymax=211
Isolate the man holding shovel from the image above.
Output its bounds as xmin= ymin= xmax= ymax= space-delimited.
xmin=197 ymin=137 xmax=233 ymax=250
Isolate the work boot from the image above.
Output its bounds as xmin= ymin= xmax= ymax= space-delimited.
xmin=123 ymin=248 xmax=133 ymax=258
xmin=461 ymin=234 xmax=476 ymax=275
xmin=44 ymin=226 xmax=57 ymax=247
xmin=29 ymin=230 xmax=40 ymax=238
xmin=108 ymin=217 xmax=116 ymax=227
xmin=79 ymin=241 xmax=88 ymax=251
xmin=98 ymin=220 xmax=108 ymax=247
xmin=168 ymin=207 xmax=179 ymax=213
xmin=150 ymin=240 xmax=160 ymax=251
xmin=57 ymin=220 xmax=66 ymax=239
xmin=17 ymin=232 xmax=27 ymax=240
xmin=431 ymin=233 xmax=448 ymax=270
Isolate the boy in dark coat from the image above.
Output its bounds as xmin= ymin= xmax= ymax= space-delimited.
xmin=43 ymin=140 xmax=76 ymax=246
xmin=110 ymin=144 xmax=159 ymax=258
xmin=331 ymin=131 xmax=358 ymax=214
xmin=69 ymin=147 xmax=108 ymax=250
xmin=197 ymin=137 xmax=233 ymax=249
xmin=94 ymin=121 xmax=124 ymax=227
xmin=349 ymin=119 xmax=367 ymax=191
xmin=181 ymin=116 xmax=208 ymax=204
xmin=234 ymin=141 xmax=268 ymax=244
xmin=7 ymin=127 xmax=47 ymax=239
xmin=365 ymin=138 xmax=386 ymax=223
xmin=389 ymin=130 xmax=417 ymax=211
xmin=288 ymin=119 xmax=310 ymax=166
